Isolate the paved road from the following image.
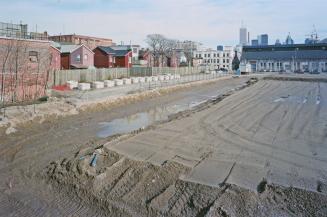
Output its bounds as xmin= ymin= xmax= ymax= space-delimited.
xmin=106 ymin=79 xmax=327 ymax=193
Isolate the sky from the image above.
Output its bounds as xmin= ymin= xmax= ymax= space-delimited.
xmin=1 ymin=0 xmax=327 ymax=48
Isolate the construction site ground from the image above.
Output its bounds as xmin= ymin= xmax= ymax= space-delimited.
xmin=1 ymin=75 xmax=327 ymax=217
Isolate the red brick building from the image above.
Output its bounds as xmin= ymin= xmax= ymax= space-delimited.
xmin=49 ymin=34 xmax=113 ymax=50
xmin=0 ymin=37 xmax=54 ymax=103
xmin=93 ymin=46 xmax=132 ymax=68
xmin=49 ymin=46 xmax=61 ymax=70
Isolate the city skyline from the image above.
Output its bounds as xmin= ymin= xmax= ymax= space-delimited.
xmin=1 ymin=0 xmax=327 ymax=47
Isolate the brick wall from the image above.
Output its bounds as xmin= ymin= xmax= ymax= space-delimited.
xmin=0 ymin=37 xmax=52 ymax=104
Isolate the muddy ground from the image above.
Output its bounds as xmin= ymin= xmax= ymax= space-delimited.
xmin=1 ymin=76 xmax=327 ymax=216
xmin=0 ymin=77 xmax=247 ymax=216
xmin=45 ymin=146 xmax=327 ymax=217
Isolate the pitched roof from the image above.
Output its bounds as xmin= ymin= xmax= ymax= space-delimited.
xmin=60 ymin=44 xmax=80 ymax=53
xmin=59 ymin=44 xmax=95 ymax=54
xmin=97 ymin=46 xmax=131 ymax=57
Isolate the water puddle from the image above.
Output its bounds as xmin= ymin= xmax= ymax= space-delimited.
xmin=97 ymin=104 xmax=190 ymax=138
xmin=96 ymin=93 xmax=220 ymax=138
xmin=273 ymin=95 xmax=305 ymax=104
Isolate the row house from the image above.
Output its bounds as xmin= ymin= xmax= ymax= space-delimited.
xmin=59 ymin=44 xmax=94 ymax=69
xmin=93 ymin=46 xmax=132 ymax=68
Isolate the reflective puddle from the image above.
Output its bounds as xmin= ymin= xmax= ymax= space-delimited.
xmin=96 ymin=96 xmax=218 ymax=138
xmin=97 ymin=104 xmax=189 ymax=138
xmin=273 ymin=95 xmax=306 ymax=104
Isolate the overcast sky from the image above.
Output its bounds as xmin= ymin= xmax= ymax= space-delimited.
xmin=1 ymin=0 xmax=327 ymax=47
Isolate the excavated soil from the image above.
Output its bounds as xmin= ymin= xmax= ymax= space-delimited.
xmin=2 ymin=76 xmax=327 ymax=217
xmin=44 ymin=146 xmax=327 ymax=217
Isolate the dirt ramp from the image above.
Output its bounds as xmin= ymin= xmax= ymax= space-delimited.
xmin=45 ymin=146 xmax=327 ymax=217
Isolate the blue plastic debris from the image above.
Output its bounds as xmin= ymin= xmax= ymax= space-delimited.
xmin=90 ymin=154 xmax=98 ymax=167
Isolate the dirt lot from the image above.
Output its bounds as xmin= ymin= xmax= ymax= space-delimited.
xmin=0 ymin=77 xmax=249 ymax=216
xmin=1 ymin=76 xmax=327 ymax=216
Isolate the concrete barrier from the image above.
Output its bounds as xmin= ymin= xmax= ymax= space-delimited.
xmin=114 ymin=79 xmax=123 ymax=86
xmin=131 ymin=77 xmax=139 ymax=84
xmin=158 ymin=75 xmax=165 ymax=81
xmin=78 ymin=83 xmax=91 ymax=91
xmin=164 ymin=75 xmax=169 ymax=81
xmin=145 ymin=77 xmax=152 ymax=82
xmin=67 ymin=80 xmax=78 ymax=89
xmin=139 ymin=77 xmax=145 ymax=83
xmin=174 ymin=74 xmax=181 ymax=79
xmin=123 ymin=78 xmax=132 ymax=85
xmin=104 ymin=80 xmax=115 ymax=88
xmin=92 ymin=81 xmax=104 ymax=89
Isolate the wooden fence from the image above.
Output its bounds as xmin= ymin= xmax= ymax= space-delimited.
xmin=48 ymin=67 xmax=204 ymax=87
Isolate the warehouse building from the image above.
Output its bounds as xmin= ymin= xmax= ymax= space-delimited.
xmin=241 ymin=43 xmax=327 ymax=73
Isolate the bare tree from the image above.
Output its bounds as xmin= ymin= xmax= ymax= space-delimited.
xmin=0 ymin=39 xmax=15 ymax=114
xmin=163 ymin=39 xmax=177 ymax=67
xmin=181 ymin=42 xmax=195 ymax=66
xmin=146 ymin=34 xmax=164 ymax=67
xmin=146 ymin=34 xmax=177 ymax=67
xmin=8 ymin=40 xmax=28 ymax=103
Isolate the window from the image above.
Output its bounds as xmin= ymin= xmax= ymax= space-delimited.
xmin=84 ymin=54 xmax=88 ymax=60
xmin=208 ymin=54 xmax=211 ymax=58
xmin=29 ymin=51 xmax=38 ymax=62
xmin=133 ymin=48 xmax=138 ymax=54
xmin=213 ymin=53 xmax=216 ymax=57
xmin=199 ymin=54 xmax=202 ymax=58
xmin=227 ymin=53 xmax=229 ymax=57
xmin=223 ymin=59 xmax=225 ymax=63
xmin=204 ymin=54 xmax=207 ymax=58
xmin=226 ymin=59 xmax=229 ymax=63
xmin=76 ymin=54 xmax=81 ymax=62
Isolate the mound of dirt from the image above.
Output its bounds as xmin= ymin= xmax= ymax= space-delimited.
xmin=44 ymin=146 xmax=327 ymax=217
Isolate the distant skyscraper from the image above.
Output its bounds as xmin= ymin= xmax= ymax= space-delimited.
xmin=285 ymin=33 xmax=294 ymax=45
xmin=251 ymin=39 xmax=259 ymax=46
xmin=275 ymin=39 xmax=281 ymax=45
xmin=239 ymin=27 xmax=248 ymax=46
xmin=258 ymin=34 xmax=268 ymax=45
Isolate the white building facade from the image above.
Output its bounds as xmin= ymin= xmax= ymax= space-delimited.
xmin=193 ymin=46 xmax=234 ymax=70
